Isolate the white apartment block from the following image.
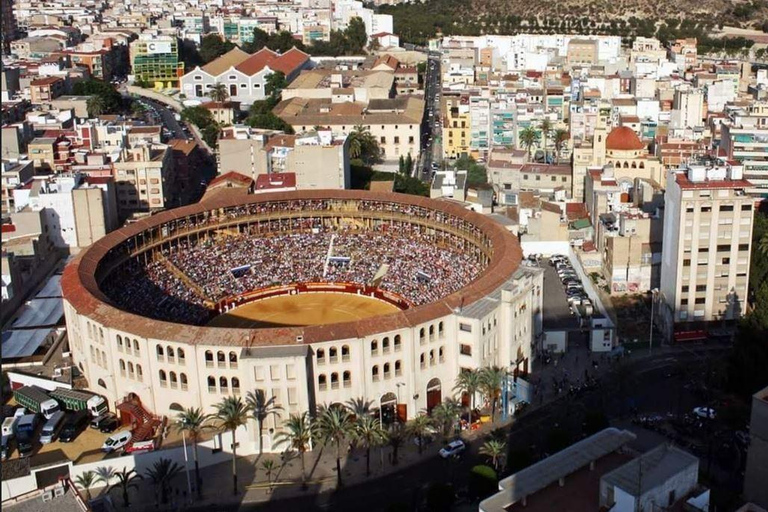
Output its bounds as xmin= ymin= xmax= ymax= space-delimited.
xmin=660 ymin=161 xmax=754 ymax=326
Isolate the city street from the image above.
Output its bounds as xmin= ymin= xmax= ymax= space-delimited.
xmin=104 ymin=343 xmax=735 ymax=512
xmin=418 ymin=53 xmax=442 ymax=182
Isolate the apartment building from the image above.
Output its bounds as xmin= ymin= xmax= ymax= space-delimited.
xmin=218 ymin=126 xmax=350 ymax=189
xmin=112 ymin=143 xmax=175 ymax=213
xmin=29 ymin=76 xmax=66 ymax=104
xmin=1 ymin=159 xmax=34 ymax=215
xmin=720 ymin=102 xmax=768 ymax=200
xmin=660 ymin=161 xmax=754 ymax=327
xmin=442 ymin=93 xmax=471 ymax=159
xmin=281 ymin=69 xmax=394 ymax=103
xmin=129 ymin=34 xmax=184 ymax=87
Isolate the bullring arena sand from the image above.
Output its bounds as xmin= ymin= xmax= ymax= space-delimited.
xmin=207 ymin=292 xmax=401 ymax=328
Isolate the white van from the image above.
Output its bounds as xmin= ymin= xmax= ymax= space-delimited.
xmin=40 ymin=411 xmax=66 ymax=444
xmin=102 ymin=430 xmax=132 ymax=452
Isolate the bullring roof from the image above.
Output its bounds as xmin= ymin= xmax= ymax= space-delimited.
xmin=62 ymin=190 xmax=522 ymax=348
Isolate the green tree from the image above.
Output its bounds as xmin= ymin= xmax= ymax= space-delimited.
xmin=393 ymin=173 xmax=429 ymax=196
xmin=74 ymin=471 xmax=98 ymax=501
xmin=72 ymin=79 xmax=122 ymax=113
xmin=405 ymin=414 xmax=433 ymax=455
xmin=86 ymin=95 xmax=107 ymax=118
xmin=352 ymin=415 xmax=388 ymax=476
xmin=479 ymin=439 xmax=506 ymax=471
xmin=144 ymin=458 xmax=183 ymax=505
xmin=454 ymin=368 xmax=481 ymax=412
xmin=261 ymin=459 xmax=277 ymax=493
xmin=398 ymin=155 xmax=406 ymax=174
xmin=181 ymin=106 xmax=215 ymax=129
xmin=199 ymin=34 xmax=235 ymax=64
xmin=244 ymin=27 xmax=270 ymax=52
xmin=479 ymin=366 xmax=507 ymax=422
xmin=539 ymin=118 xmax=552 ymax=160
xmin=94 ymin=467 xmax=116 ymax=494
xmin=201 ymin=124 xmax=221 ymax=148
xmin=553 ymin=128 xmax=569 ymax=165
xmin=208 ymin=82 xmax=229 ymax=103
xmin=346 ymin=397 xmax=375 ymax=418
xmin=107 ymin=468 xmax=142 ymax=508
xmin=314 ymin=406 xmax=355 ymax=487
xmin=347 ymin=125 xmax=381 ymax=166
xmin=468 ymin=465 xmax=497 ymax=500
xmin=346 ymin=17 xmax=368 ymax=54
xmin=213 ymin=396 xmax=251 ymax=495
xmin=274 ymin=412 xmax=313 ymax=486
xmin=405 ymin=153 xmax=413 ymax=175
xmin=174 ymin=407 xmax=211 ymax=498
xmin=265 ymin=71 xmax=287 ymax=99
xmin=519 ymin=126 xmax=539 ymax=161
xmin=246 ymin=389 xmax=283 ymax=455
xmin=247 ymin=112 xmax=294 ymax=132
xmin=430 ymin=398 xmax=461 ymax=439
xmin=387 ymin=422 xmax=407 ymax=465
xmin=454 ymin=155 xmax=487 ymax=187
xmin=267 ymin=31 xmax=305 ymax=54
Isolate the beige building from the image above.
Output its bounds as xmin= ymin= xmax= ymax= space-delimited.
xmin=567 ymin=39 xmax=599 ymax=66
xmin=660 ymin=161 xmax=753 ymax=327
xmin=1 ymin=159 xmax=34 ymax=215
xmin=28 ymin=137 xmax=57 ymax=170
xmin=274 ymin=96 xmax=423 ymax=163
xmin=29 ymin=76 xmax=66 ymax=104
xmin=281 ymin=69 xmax=395 ymax=103
xmin=218 ymin=126 xmax=350 ymax=190
xmin=112 ymin=143 xmax=175 ymax=213
xmin=50 ymin=96 xmax=93 ymax=118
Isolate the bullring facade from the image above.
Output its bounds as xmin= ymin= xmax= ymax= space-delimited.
xmin=62 ymin=190 xmax=543 ymax=453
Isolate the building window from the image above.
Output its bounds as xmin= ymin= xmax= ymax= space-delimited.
xmin=420 ymin=353 xmax=426 ymax=369
xmin=119 ymin=359 xmax=126 ymax=376
xmin=343 ymin=371 xmax=351 ymax=387
xmin=205 ymin=350 xmax=213 ymax=368
xmin=229 ymin=351 xmax=238 ymax=369
xmin=180 ymin=373 xmax=187 ymax=390
xmin=341 ymin=345 xmax=350 ymax=362
xmin=372 ymin=365 xmax=380 ymax=381
xmin=331 ymin=373 xmax=339 ymax=389
xmin=117 ymin=335 xmax=123 ymax=351
xmin=329 ymin=347 xmax=338 ymax=363
xmin=208 ymin=376 xmax=216 ymax=393
xmin=133 ymin=339 xmax=139 ymax=354
xmin=219 ymin=377 xmax=228 ymax=392
xmin=137 ymin=365 xmax=143 ymax=382
xmin=317 ymin=348 xmax=325 ymax=363
xmin=695 ymin=298 xmax=706 ymax=304
xmin=395 ymin=360 xmax=402 ymax=376
xmin=459 ymin=323 xmax=472 ymax=333
xmin=460 ymin=344 xmax=472 ymax=356
xmin=167 ymin=347 xmax=175 ymax=362
xmin=319 ymin=374 xmax=327 ymax=390
xmin=231 ymin=377 xmax=240 ymax=394
xmin=383 ymin=363 xmax=391 ymax=379
xmin=382 ymin=337 xmax=390 ymax=353
xmin=719 ymin=205 xmax=734 ymax=212
xmin=217 ymin=351 xmax=226 ymax=368
xmin=394 ymin=335 xmax=402 ymax=351
xmin=159 ymin=370 xmax=167 ymax=387
xmin=419 ymin=328 xmax=425 ymax=344
xmin=169 ymin=371 xmax=178 ymax=389
xmin=438 ymin=322 xmax=444 ymax=337
xmin=439 ymin=346 xmax=445 ymax=363
xmin=178 ymin=348 xmax=185 ymax=364
xmin=371 ymin=339 xmax=378 ymax=353
xmin=156 ymin=345 xmax=164 ymax=361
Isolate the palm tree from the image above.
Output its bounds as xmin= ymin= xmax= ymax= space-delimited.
xmin=539 ymin=118 xmax=552 ymax=161
xmin=208 ymin=82 xmax=229 ymax=103
xmin=518 ymin=126 xmax=539 ymax=162
xmin=74 ymin=471 xmax=98 ymax=501
xmin=94 ymin=467 xmax=116 ymax=495
xmin=553 ymin=128 xmax=569 ymax=165
xmin=246 ymin=389 xmax=283 ymax=455
xmin=388 ymin=422 xmax=406 ymax=465
xmin=479 ymin=366 xmax=508 ymax=422
xmin=759 ymin=233 xmax=768 ymax=255
xmin=144 ymin=458 xmax=183 ymax=505
xmin=454 ymin=369 xmax=481 ymax=413
xmin=352 ymin=415 xmax=388 ymax=476
xmin=430 ymin=398 xmax=462 ymax=439
xmin=261 ymin=459 xmax=277 ymax=493
xmin=406 ymin=414 xmax=433 ymax=455
xmin=274 ymin=412 xmax=313 ymax=486
xmin=174 ymin=407 xmax=211 ymax=498
xmin=346 ymin=397 xmax=374 ymax=418
xmin=213 ymin=396 xmax=251 ymax=495
xmin=479 ymin=439 xmax=507 ymax=471
xmin=108 ymin=468 xmax=142 ymax=508
xmin=314 ymin=406 xmax=355 ymax=487
xmin=86 ymin=96 xmax=106 ymax=118
xmin=347 ymin=125 xmax=380 ymax=165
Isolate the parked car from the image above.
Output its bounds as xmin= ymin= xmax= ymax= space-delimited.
xmin=125 ymin=440 xmax=155 ymax=454
xmin=439 ymin=439 xmax=466 ymax=458
xmin=59 ymin=410 xmax=90 ymax=443
xmin=99 ymin=417 xmax=120 ymax=434
xmin=102 ymin=430 xmax=132 ymax=452
xmin=693 ymin=407 xmax=716 ymax=420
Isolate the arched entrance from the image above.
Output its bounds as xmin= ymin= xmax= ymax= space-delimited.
xmin=169 ymin=402 xmax=184 ymax=412
xmin=380 ymin=392 xmax=397 ymax=425
xmin=426 ymin=378 xmax=441 ymax=413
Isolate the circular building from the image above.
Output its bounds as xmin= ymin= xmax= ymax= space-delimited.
xmin=62 ymin=190 xmax=542 ymax=452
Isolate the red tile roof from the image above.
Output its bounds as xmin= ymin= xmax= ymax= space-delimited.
xmin=255 ymin=172 xmax=296 ymax=190
xmin=606 ymin=126 xmax=645 ymax=151
xmin=235 ymin=47 xmax=309 ymax=77
xmin=208 ymin=171 xmax=254 ymax=188
xmin=30 ymin=76 xmax=64 ymax=86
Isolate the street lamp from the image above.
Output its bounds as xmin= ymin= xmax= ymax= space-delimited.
xmin=649 ymin=288 xmax=659 ymax=356
xmin=181 ymin=425 xmax=193 ymax=500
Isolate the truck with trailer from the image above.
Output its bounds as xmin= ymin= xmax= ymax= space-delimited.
xmin=16 ymin=414 xmax=39 ymax=457
xmin=48 ymin=388 xmax=108 ymax=417
xmin=13 ymin=386 xmax=61 ymax=419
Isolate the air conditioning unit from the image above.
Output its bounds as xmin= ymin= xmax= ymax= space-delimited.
xmin=54 ymin=486 xmax=65 ymax=497
xmin=42 ymin=491 xmax=53 ymax=502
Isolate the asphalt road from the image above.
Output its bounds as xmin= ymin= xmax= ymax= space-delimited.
xmin=189 ymin=345 xmax=732 ymax=512
xmin=134 ymin=97 xmax=189 ymax=141
xmin=418 ymin=54 xmax=442 ymax=182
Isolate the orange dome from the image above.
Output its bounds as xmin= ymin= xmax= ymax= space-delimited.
xmin=605 ymin=126 xmax=645 ymax=151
